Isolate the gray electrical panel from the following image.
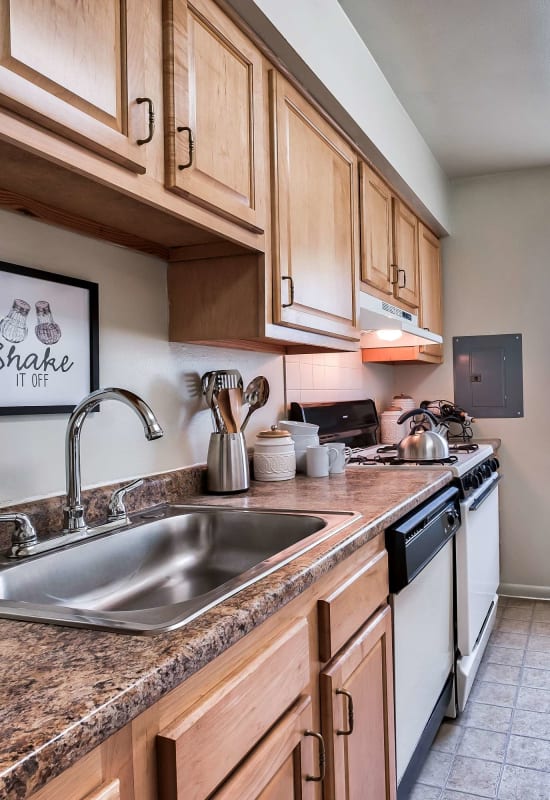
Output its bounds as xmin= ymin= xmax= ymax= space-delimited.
xmin=453 ymin=334 xmax=523 ymax=418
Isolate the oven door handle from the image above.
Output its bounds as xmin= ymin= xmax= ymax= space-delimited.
xmin=469 ymin=474 xmax=502 ymax=511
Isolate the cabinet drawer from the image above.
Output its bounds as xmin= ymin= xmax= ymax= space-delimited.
xmin=156 ymin=619 xmax=310 ymax=800
xmin=318 ymin=549 xmax=388 ymax=661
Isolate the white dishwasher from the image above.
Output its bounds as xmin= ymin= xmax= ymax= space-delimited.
xmin=385 ymin=485 xmax=461 ymax=799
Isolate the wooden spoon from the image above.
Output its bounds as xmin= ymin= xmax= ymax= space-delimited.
xmin=216 ymin=388 xmax=238 ymax=433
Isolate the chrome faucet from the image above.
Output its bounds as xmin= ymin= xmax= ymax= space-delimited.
xmin=64 ymin=387 xmax=163 ymax=533
xmin=0 ymin=388 xmax=163 ymax=558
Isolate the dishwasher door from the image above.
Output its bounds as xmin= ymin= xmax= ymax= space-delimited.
xmin=392 ymin=539 xmax=454 ymax=784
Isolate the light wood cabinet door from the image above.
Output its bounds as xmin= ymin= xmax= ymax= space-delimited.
xmin=211 ymin=695 xmax=318 ymax=800
xmin=163 ymin=0 xmax=265 ymax=231
xmin=418 ymin=222 xmax=443 ymax=359
xmin=359 ymin=162 xmax=393 ymax=296
xmin=156 ymin=619 xmax=310 ymax=800
xmin=320 ymin=605 xmax=396 ymax=800
xmin=0 ymin=0 xmax=148 ymax=172
xmin=270 ymin=70 xmax=359 ymax=341
xmin=392 ymin=198 xmax=419 ymax=309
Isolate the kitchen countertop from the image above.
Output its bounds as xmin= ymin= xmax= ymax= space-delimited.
xmin=0 ymin=468 xmax=453 ymax=799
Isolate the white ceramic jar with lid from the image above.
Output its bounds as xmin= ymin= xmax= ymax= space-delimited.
xmin=380 ymin=407 xmax=406 ymax=445
xmin=253 ymin=426 xmax=296 ymax=481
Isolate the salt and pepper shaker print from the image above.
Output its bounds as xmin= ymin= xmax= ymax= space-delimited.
xmin=0 ymin=299 xmax=31 ymax=343
xmin=35 ymin=300 xmax=62 ymax=344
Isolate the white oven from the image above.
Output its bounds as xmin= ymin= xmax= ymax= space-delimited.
xmin=455 ymin=472 xmax=501 ymax=710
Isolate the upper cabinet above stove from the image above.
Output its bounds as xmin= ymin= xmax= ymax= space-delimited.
xmin=360 ymin=162 xmax=443 ymax=364
xmin=359 ymin=163 xmax=419 ymax=310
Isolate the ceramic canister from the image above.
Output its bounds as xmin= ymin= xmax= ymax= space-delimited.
xmin=253 ymin=426 xmax=296 ymax=482
xmin=380 ymin=407 xmax=406 ymax=445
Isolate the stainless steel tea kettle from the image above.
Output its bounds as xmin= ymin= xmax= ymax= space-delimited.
xmin=396 ymin=408 xmax=449 ymax=461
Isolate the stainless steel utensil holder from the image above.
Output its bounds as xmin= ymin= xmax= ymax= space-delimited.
xmin=207 ymin=432 xmax=250 ymax=493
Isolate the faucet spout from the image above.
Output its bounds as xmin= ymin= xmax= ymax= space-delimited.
xmin=64 ymin=387 xmax=164 ymax=533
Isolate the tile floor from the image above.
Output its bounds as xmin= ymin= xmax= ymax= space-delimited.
xmin=411 ymin=596 xmax=550 ymax=799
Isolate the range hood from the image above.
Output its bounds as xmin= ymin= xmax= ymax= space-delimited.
xmin=359 ymin=291 xmax=443 ymax=348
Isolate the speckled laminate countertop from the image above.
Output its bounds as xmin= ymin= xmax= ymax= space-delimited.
xmin=0 ymin=468 xmax=453 ymax=799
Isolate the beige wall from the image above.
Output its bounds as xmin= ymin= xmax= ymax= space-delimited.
xmin=395 ymin=167 xmax=550 ymax=595
xmin=0 ymin=211 xmax=285 ymax=505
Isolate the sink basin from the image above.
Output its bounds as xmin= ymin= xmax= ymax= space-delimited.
xmin=0 ymin=505 xmax=355 ymax=634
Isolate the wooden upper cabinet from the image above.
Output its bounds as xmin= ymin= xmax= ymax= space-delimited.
xmin=0 ymin=0 xmax=148 ymax=173
xmin=270 ymin=70 xmax=359 ymax=341
xmin=392 ymin=197 xmax=420 ymax=309
xmin=163 ymin=0 xmax=265 ymax=231
xmin=359 ymin=162 xmax=394 ymax=296
xmin=418 ymin=221 xmax=443 ymax=359
xmin=359 ymin=162 xmax=419 ymax=310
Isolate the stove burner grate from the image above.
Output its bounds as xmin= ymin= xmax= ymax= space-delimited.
xmin=449 ymin=443 xmax=479 ymax=453
xmin=348 ymin=454 xmax=459 ymax=467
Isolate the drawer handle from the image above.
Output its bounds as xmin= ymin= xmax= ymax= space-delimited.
xmin=305 ymin=730 xmax=326 ymax=782
xmin=281 ymin=275 xmax=295 ymax=308
xmin=136 ymin=97 xmax=155 ymax=145
xmin=177 ymin=126 xmax=194 ymax=169
xmin=336 ymin=689 xmax=354 ymax=736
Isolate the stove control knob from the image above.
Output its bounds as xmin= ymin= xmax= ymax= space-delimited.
xmin=446 ymin=510 xmax=458 ymax=528
xmin=475 ymin=467 xmax=485 ymax=485
xmin=489 ymin=457 xmax=500 ymax=472
xmin=468 ymin=470 xmax=480 ymax=489
xmin=481 ymin=462 xmax=492 ymax=479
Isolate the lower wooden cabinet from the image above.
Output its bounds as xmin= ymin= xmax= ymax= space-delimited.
xmin=211 ymin=695 xmax=318 ymax=799
xmin=320 ymin=605 xmax=396 ymax=800
xmin=156 ymin=619 xmax=311 ymax=800
xmin=26 ymin=726 xmax=134 ymax=800
xmin=28 ymin=537 xmax=396 ymax=800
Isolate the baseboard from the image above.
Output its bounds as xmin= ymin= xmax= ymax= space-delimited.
xmin=499 ymin=583 xmax=550 ymax=600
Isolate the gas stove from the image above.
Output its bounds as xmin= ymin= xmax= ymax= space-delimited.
xmin=347 ymin=442 xmax=499 ymax=497
xmin=288 ymin=399 xmax=498 ymax=497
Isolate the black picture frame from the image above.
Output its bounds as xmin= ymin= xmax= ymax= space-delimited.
xmin=0 ymin=260 xmax=99 ymax=415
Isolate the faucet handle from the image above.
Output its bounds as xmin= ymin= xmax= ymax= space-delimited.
xmin=107 ymin=478 xmax=144 ymax=522
xmin=0 ymin=513 xmax=38 ymax=557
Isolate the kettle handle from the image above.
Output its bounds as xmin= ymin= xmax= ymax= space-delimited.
xmin=397 ymin=407 xmax=440 ymax=428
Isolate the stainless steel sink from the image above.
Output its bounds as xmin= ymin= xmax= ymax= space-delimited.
xmin=0 ymin=505 xmax=355 ymax=634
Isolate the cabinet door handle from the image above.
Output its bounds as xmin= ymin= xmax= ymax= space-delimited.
xmin=136 ymin=97 xmax=155 ymax=145
xmin=305 ymin=730 xmax=326 ymax=782
xmin=390 ymin=264 xmax=399 ymax=285
xmin=398 ymin=267 xmax=407 ymax=289
xmin=336 ymin=689 xmax=354 ymax=736
xmin=177 ymin=126 xmax=194 ymax=169
xmin=281 ymin=275 xmax=295 ymax=308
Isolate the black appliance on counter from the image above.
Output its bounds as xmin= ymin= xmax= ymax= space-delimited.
xmin=288 ymin=399 xmax=379 ymax=447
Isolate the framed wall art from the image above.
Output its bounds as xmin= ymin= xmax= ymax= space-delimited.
xmin=0 ymin=260 xmax=99 ymax=415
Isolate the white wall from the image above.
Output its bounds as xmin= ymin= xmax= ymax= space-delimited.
xmin=227 ymin=0 xmax=451 ymax=233
xmin=394 ymin=167 xmax=550 ymax=594
xmin=0 ymin=211 xmax=285 ymax=505
xmin=285 ymin=350 xmax=393 ymax=413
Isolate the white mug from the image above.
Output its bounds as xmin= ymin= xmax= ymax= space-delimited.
xmin=329 ymin=442 xmax=353 ymax=474
xmin=306 ymin=444 xmax=338 ymax=478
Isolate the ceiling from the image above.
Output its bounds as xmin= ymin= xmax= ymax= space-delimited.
xmin=337 ymin=0 xmax=550 ymax=177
